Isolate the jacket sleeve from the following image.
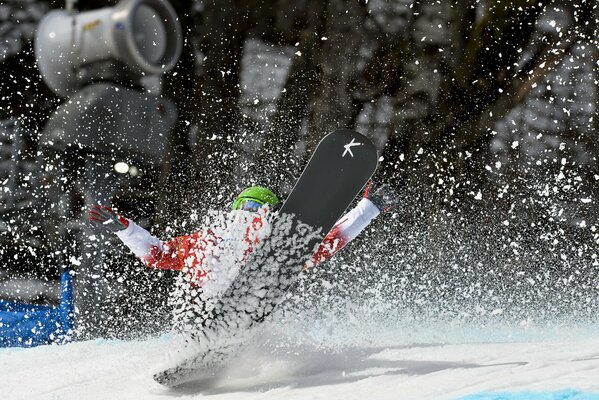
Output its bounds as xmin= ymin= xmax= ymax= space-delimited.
xmin=115 ymin=220 xmax=186 ymax=271
xmin=310 ymin=198 xmax=380 ymax=267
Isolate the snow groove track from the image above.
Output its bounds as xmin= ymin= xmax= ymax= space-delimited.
xmin=2 ymin=331 xmax=599 ymax=400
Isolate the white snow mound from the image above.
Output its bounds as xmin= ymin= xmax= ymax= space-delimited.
xmin=2 ymin=326 xmax=599 ymax=400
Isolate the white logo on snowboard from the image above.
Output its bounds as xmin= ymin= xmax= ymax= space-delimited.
xmin=342 ymin=138 xmax=362 ymax=158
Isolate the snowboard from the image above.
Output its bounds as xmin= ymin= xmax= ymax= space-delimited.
xmin=154 ymin=129 xmax=378 ymax=387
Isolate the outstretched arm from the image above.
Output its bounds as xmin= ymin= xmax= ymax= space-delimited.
xmin=309 ymin=183 xmax=398 ymax=267
xmin=115 ymin=220 xmax=187 ymax=271
xmin=87 ymin=205 xmax=185 ymax=271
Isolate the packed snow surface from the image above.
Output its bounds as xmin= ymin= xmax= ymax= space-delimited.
xmin=2 ymin=321 xmax=599 ymax=400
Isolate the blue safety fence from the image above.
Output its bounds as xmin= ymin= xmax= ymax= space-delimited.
xmin=0 ymin=270 xmax=74 ymax=347
xmin=459 ymin=390 xmax=599 ymax=400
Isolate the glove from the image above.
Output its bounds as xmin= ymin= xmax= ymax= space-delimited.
xmin=364 ymin=181 xmax=399 ymax=212
xmin=88 ymin=205 xmax=130 ymax=233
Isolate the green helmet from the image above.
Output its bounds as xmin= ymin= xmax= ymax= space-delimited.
xmin=231 ymin=186 xmax=280 ymax=211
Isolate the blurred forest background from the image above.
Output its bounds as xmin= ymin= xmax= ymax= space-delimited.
xmin=0 ymin=0 xmax=598 ymax=338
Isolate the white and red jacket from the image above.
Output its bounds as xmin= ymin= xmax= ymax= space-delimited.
xmin=115 ymin=198 xmax=380 ymax=289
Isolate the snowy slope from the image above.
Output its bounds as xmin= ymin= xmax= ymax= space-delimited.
xmin=3 ymin=323 xmax=599 ymax=400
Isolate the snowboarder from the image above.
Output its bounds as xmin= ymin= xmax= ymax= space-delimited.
xmin=88 ymin=183 xmax=398 ymax=287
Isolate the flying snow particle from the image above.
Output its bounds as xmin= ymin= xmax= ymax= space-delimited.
xmin=114 ymin=162 xmax=129 ymax=174
xmin=474 ymin=191 xmax=482 ymax=200
xmin=69 ymin=256 xmax=82 ymax=266
xmin=129 ymin=166 xmax=139 ymax=177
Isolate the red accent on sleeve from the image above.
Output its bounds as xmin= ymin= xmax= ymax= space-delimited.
xmin=118 ymin=215 xmax=130 ymax=229
xmin=141 ymin=231 xmax=213 ymax=285
xmin=363 ymin=180 xmax=373 ymax=199
xmin=311 ymin=223 xmax=349 ymax=266
xmin=142 ymin=239 xmax=184 ymax=271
